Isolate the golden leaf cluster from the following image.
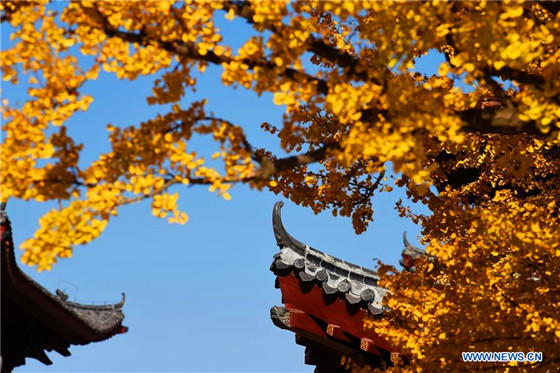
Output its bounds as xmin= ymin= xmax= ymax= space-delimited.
xmin=1 ymin=1 xmax=559 ymax=369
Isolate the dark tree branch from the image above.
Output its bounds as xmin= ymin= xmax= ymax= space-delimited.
xmin=252 ymin=143 xmax=338 ymax=180
xmin=484 ymin=66 xmax=546 ymax=87
xmin=353 ymin=170 xmax=385 ymax=207
xmin=460 ymin=107 xmax=542 ymax=135
xmin=441 ymin=32 xmax=555 ymax=135
xmin=90 ymin=5 xmax=328 ymax=94
xmin=201 ymin=116 xmax=256 ymax=155
xmin=164 ymin=114 xmax=339 ymax=182
xmin=222 ymin=0 xmax=388 ymax=86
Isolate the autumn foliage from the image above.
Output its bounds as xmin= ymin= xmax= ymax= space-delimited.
xmin=2 ymin=1 xmax=560 ymax=371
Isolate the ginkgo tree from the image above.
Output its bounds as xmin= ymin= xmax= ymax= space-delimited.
xmin=2 ymin=1 xmax=559 ymax=371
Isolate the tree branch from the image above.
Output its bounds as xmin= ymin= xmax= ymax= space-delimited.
xmin=459 ymin=107 xmax=543 ymax=135
xmin=222 ymin=0 xmax=388 ymax=86
xmin=484 ymin=66 xmax=546 ymax=87
xmin=251 ymin=143 xmax=337 ymax=180
xmin=90 ymin=5 xmax=328 ymax=94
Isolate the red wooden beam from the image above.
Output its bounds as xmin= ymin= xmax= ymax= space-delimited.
xmin=288 ymin=308 xmax=327 ymax=337
xmin=278 ymin=273 xmax=395 ymax=353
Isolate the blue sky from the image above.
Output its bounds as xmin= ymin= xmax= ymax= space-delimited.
xmin=1 ymin=6 xmax=439 ymax=372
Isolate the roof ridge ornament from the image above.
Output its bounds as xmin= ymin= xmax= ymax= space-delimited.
xmin=272 ymin=202 xmax=307 ymax=255
xmin=56 ymin=289 xmax=70 ymax=302
xmin=402 ymin=231 xmax=424 ymax=253
xmin=401 ymin=231 xmax=431 ymax=271
xmin=63 ymin=292 xmax=126 ymax=310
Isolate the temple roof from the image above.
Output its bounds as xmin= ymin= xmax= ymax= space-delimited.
xmin=1 ymin=209 xmax=127 ymax=372
xmin=270 ymin=202 xmax=409 ymax=371
xmin=271 ymin=202 xmax=387 ymax=315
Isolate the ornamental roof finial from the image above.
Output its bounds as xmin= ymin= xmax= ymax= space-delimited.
xmin=272 ymin=202 xmax=306 ymax=255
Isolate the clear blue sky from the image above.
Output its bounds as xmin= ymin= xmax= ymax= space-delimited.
xmin=2 ymin=5 xmax=440 ymax=372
